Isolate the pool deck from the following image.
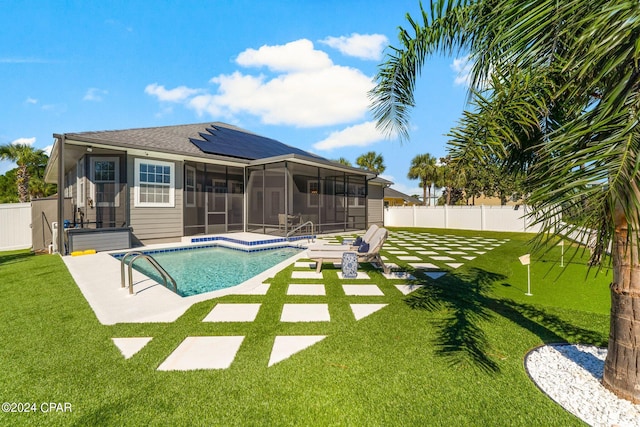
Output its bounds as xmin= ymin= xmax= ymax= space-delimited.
xmin=63 ymin=232 xmax=326 ymax=325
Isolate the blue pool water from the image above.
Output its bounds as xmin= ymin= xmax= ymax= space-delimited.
xmin=126 ymin=246 xmax=302 ymax=297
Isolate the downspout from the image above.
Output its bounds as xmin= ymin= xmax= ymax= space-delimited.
xmin=57 ymin=135 xmax=65 ymax=255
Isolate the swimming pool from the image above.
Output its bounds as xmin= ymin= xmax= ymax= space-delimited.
xmin=120 ymin=245 xmax=302 ymax=297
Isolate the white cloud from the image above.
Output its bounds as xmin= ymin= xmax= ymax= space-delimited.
xmin=11 ymin=137 xmax=36 ymax=146
xmin=146 ymin=39 xmax=375 ymax=127
xmin=145 ymin=83 xmax=202 ymax=102
xmin=320 ymin=33 xmax=389 ymax=60
xmin=236 ymin=39 xmax=332 ymax=72
xmin=313 ymin=121 xmax=386 ymax=151
xmin=83 ymin=88 xmax=108 ymax=102
xmin=451 ymin=55 xmax=472 ymax=86
xmin=43 ymin=144 xmax=53 ymax=155
xmin=207 ymin=67 xmax=372 ymax=126
xmin=25 ymin=97 xmax=38 ymax=104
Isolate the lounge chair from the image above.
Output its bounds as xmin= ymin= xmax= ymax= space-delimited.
xmin=307 ymin=224 xmax=379 ymax=251
xmin=307 ymin=227 xmax=390 ymax=274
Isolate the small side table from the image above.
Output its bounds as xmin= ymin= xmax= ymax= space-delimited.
xmin=341 ymin=251 xmax=358 ymax=279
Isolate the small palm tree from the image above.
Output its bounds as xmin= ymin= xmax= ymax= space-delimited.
xmin=356 ymin=151 xmax=386 ymax=174
xmin=408 ymin=153 xmax=437 ymax=206
xmin=0 ymin=143 xmax=46 ymax=202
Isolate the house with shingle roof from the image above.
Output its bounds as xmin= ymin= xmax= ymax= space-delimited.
xmin=44 ymin=122 xmax=388 ymax=252
xmin=384 ymin=187 xmax=422 ymax=206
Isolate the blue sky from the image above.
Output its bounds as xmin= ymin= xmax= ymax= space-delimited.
xmin=1 ymin=0 xmax=470 ymax=196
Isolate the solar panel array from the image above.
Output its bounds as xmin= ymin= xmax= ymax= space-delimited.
xmin=190 ymin=125 xmax=326 ymax=161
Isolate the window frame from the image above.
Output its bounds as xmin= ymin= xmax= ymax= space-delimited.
xmin=185 ymin=165 xmax=196 ymax=207
xmin=348 ymin=182 xmax=366 ymax=207
xmin=91 ymin=157 xmax=120 ymax=207
xmin=134 ymin=158 xmax=175 ymax=208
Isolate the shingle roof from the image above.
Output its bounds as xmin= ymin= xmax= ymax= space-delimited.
xmin=61 ymin=122 xmax=325 ymax=162
xmin=384 ymin=187 xmax=422 ymax=205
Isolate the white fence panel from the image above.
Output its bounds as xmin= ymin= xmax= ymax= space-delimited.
xmin=483 ymin=205 xmax=530 ymax=232
xmin=414 ymin=207 xmax=446 ymax=228
xmin=384 ymin=205 xmax=542 ymax=233
xmin=0 ymin=203 xmax=32 ymax=250
xmin=447 ymin=206 xmax=483 ymax=230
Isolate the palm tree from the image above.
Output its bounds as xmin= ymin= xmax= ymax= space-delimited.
xmin=408 ymin=153 xmax=437 ymax=206
xmin=334 ymin=157 xmax=352 ymax=167
xmin=356 ymin=151 xmax=386 ymax=174
xmin=0 ymin=143 xmax=46 ymax=202
xmin=370 ymin=0 xmax=640 ymax=402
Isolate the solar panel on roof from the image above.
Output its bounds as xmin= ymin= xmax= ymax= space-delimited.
xmin=189 ymin=125 xmax=325 ymax=161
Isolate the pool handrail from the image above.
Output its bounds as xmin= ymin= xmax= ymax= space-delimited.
xmin=120 ymin=250 xmax=178 ymax=295
xmin=286 ymin=221 xmax=315 ymax=242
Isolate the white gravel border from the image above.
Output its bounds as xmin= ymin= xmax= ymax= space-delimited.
xmin=525 ymin=344 xmax=640 ymax=426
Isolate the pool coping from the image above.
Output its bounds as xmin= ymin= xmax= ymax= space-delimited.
xmin=62 ymin=232 xmax=329 ymax=325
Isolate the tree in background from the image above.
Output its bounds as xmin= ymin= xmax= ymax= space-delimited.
xmin=356 ymin=151 xmax=386 ymax=174
xmin=0 ymin=170 xmax=19 ymax=203
xmin=0 ymin=143 xmax=47 ymax=202
xmin=459 ymin=161 xmax=486 ymax=205
xmin=370 ymin=0 xmax=640 ymax=401
xmin=0 ymin=144 xmax=55 ymax=202
xmin=436 ymin=156 xmax=466 ymax=205
xmin=407 ymin=153 xmax=438 ymax=205
xmin=334 ymin=157 xmax=353 ymax=167
xmin=455 ymin=153 xmax=526 ymax=205
xmin=483 ymin=161 xmax=525 ymax=205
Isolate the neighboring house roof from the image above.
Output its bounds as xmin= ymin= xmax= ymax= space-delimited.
xmin=384 ymin=187 xmax=422 ymax=205
xmin=370 ymin=176 xmax=393 ymax=186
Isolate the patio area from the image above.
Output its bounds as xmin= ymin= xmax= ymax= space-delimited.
xmin=66 ymin=229 xmax=509 ymax=370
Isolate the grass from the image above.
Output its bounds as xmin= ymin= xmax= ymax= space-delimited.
xmin=0 ymin=228 xmax=611 ymax=426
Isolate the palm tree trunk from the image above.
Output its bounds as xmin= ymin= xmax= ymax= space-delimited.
xmin=602 ymin=200 xmax=640 ymax=403
xmin=422 ymin=180 xmax=427 ymax=206
xmin=16 ymin=165 xmax=30 ymax=203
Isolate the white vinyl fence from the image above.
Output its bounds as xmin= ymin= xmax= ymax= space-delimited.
xmin=0 ymin=203 xmax=32 ymax=251
xmin=384 ymin=205 xmax=542 ymax=233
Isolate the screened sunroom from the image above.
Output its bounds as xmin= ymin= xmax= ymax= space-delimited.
xmin=246 ymin=158 xmax=370 ymax=236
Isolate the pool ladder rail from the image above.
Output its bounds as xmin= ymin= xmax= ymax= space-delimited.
xmin=286 ymin=221 xmax=316 ymax=243
xmin=120 ymin=251 xmax=178 ymax=295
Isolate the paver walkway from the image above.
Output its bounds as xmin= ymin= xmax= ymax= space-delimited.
xmin=112 ymin=230 xmax=508 ymax=370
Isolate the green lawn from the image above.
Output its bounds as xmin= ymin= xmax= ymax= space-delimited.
xmin=0 ymin=228 xmax=610 ymax=426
